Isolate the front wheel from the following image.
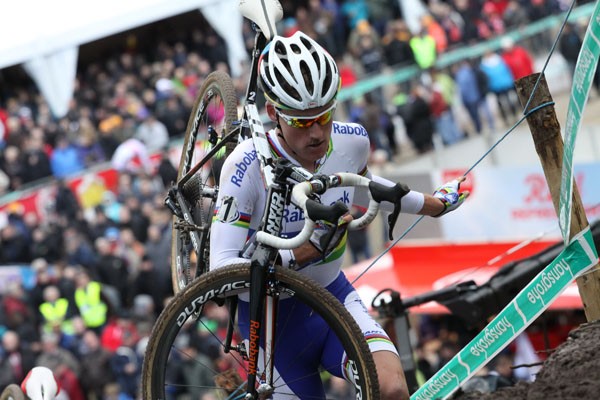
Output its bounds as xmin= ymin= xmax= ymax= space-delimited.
xmin=142 ymin=263 xmax=380 ymax=399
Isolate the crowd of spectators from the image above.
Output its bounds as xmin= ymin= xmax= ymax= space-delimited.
xmin=0 ymin=0 xmax=587 ymax=194
xmin=0 ymin=0 xmax=593 ymax=398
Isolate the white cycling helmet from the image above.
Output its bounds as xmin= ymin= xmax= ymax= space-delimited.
xmin=258 ymin=31 xmax=341 ymax=110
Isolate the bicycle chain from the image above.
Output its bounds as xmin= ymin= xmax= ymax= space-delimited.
xmin=174 ymin=219 xmax=207 ymax=233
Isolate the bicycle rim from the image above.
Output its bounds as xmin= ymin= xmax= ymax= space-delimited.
xmin=171 ymin=71 xmax=239 ymax=294
xmin=143 ymin=263 xmax=380 ymax=399
xmin=0 ymin=385 xmax=25 ymax=400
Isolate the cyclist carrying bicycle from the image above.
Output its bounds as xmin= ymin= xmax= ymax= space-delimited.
xmin=210 ymin=31 xmax=468 ymax=399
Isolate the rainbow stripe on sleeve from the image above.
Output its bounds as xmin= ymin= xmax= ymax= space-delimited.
xmin=212 ymin=209 xmax=252 ymax=229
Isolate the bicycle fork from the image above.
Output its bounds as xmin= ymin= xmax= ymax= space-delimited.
xmin=244 ymin=163 xmax=290 ymax=399
xmin=244 ymin=249 xmax=279 ymax=399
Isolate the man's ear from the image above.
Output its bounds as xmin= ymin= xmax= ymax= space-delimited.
xmin=265 ymin=102 xmax=278 ymax=122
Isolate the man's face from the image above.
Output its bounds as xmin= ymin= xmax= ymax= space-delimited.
xmin=267 ymin=102 xmax=336 ymax=170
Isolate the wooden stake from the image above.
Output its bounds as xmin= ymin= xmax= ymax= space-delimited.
xmin=515 ymin=73 xmax=600 ymax=322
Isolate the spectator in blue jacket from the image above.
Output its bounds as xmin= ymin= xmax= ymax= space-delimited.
xmin=453 ymin=60 xmax=495 ymax=135
xmin=479 ymin=51 xmax=519 ymax=126
xmin=50 ymin=135 xmax=84 ymax=179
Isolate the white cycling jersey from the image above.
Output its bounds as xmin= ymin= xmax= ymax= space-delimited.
xmin=209 ymin=120 xmax=424 ymax=396
xmin=210 ymin=120 xmax=425 ymax=287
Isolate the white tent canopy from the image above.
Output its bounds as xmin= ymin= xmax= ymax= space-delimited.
xmin=0 ymin=0 xmax=246 ymax=118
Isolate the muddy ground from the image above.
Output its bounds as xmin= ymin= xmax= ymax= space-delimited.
xmin=453 ymin=320 xmax=600 ymax=400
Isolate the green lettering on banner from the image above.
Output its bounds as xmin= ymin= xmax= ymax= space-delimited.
xmin=411 ymin=228 xmax=598 ymax=400
xmin=559 ymin=1 xmax=600 ymax=242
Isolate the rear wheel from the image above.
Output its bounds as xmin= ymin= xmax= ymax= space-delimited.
xmin=171 ymin=71 xmax=239 ymax=294
xmin=143 ymin=263 xmax=380 ymax=399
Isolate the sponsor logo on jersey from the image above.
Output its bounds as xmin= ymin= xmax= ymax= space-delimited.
xmin=332 ymin=122 xmax=368 ymax=137
xmin=231 ymin=150 xmax=258 ymax=187
xmin=282 ymin=206 xmax=305 ymax=223
xmin=330 ymin=190 xmax=350 ymax=205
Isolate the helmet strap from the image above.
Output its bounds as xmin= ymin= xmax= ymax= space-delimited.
xmin=275 ymin=120 xmax=299 ymax=158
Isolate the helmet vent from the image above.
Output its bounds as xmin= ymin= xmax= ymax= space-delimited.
xmin=275 ymin=69 xmax=301 ymax=102
xmin=290 ymin=43 xmax=301 ymax=54
xmin=322 ymin=67 xmax=332 ymax=98
xmin=299 ymin=35 xmax=312 ymax=50
xmin=299 ymin=61 xmax=314 ymax=95
xmin=274 ymin=41 xmax=287 ymax=56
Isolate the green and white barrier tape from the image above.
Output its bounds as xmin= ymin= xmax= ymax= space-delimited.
xmin=412 ymin=4 xmax=600 ymax=398
xmin=559 ymin=0 xmax=600 ymax=242
xmin=411 ymin=227 xmax=598 ymax=400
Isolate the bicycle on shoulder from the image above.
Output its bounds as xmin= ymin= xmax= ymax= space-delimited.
xmin=145 ymin=0 xmax=468 ymax=398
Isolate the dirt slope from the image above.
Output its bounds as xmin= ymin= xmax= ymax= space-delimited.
xmin=453 ymin=320 xmax=600 ymax=400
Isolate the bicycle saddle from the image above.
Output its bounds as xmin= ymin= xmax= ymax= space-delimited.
xmin=238 ymin=0 xmax=283 ymax=40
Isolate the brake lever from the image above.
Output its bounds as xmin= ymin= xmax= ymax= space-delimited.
xmin=368 ymin=181 xmax=410 ymax=241
xmin=387 ymin=204 xmax=401 ymax=241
